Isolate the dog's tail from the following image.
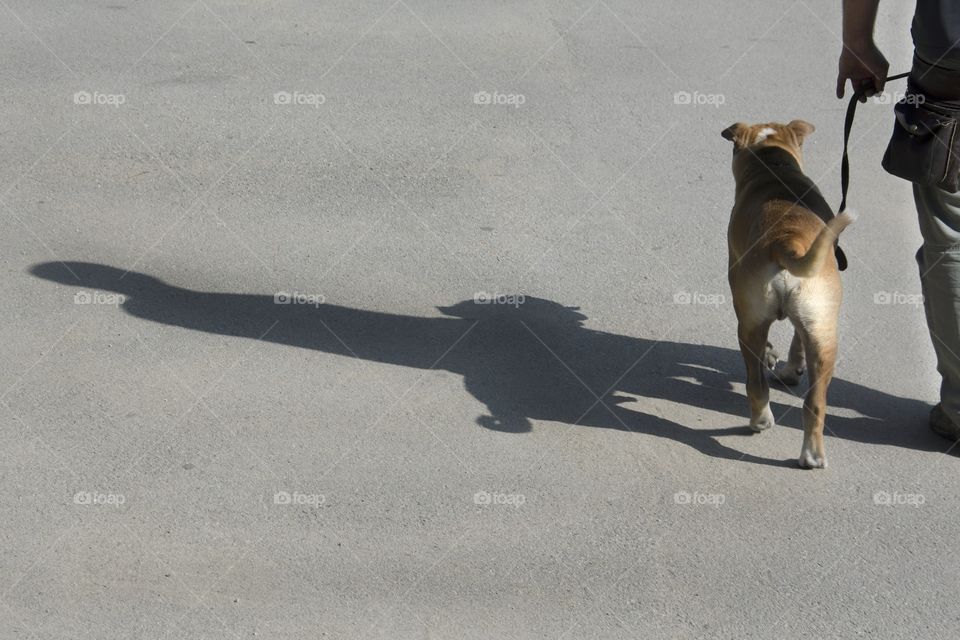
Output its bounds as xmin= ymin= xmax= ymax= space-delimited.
xmin=773 ymin=210 xmax=857 ymax=277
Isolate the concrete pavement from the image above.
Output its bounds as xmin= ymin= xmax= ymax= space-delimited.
xmin=1 ymin=1 xmax=957 ymax=638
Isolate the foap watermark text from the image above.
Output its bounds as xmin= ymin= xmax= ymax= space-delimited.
xmin=874 ymin=291 xmax=923 ymax=307
xmin=275 ymin=291 xmax=325 ymax=307
xmin=474 ymin=490 xmax=525 ymax=508
xmin=74 ymin=490 xmax=126 ymax=506
xmin=873 ymin=491 xmax=925 ymax=508
xmin=872 ymin=91 xmax=925 ymax=106
xmin=674 ymin=90 xmax=725 ymax=108
xmin=74 ymin=291 xmax=125 ymax=306
xmin=474 ymin=292 xmax=525 ymax=307
xmin=74 ymin=91 xmax=125 ymax=107
xmin=274 ymin=491 xmax=326 ymax=507
xmin=274 ymin=91 xmax=326 ymax=107
xmin=473 ymin=91 xmax=525 ymax=108
xmin=673 ymin=291 xmax=725 ymax=307
xmin=674 ymin=490 xmax=725 ymax=508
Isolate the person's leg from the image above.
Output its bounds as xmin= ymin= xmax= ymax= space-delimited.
xmin=907 ymin=51 xmax=960 ymax=438
xmin=914 ymin=183 xmax=960 ymax=437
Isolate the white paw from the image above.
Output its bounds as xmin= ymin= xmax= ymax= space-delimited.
xmin=750 ymin=405 xmax=775 ymax=432
xmin=798 ymin=446 xmax=828 ymax=469
xmin=763 ymin=344 xmax=779 ymax=371
xmin=773 ymin=364 xmax=803 ymax=386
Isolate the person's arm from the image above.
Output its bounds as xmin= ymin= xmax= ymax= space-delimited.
xmin=836 ymin=0 xmax=890 ymax=100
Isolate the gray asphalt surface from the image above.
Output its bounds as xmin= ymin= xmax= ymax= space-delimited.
xmin=2 ymin=1 xmax=958 ymax=638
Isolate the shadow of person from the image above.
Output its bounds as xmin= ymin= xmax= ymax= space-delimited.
xmin=30 ymin=261 xmax=948 ymax=468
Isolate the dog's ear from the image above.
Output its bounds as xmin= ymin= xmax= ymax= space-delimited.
xmin=788 ymin=119 xmax=815 ymax=141
xmin=721 ymin=123 xmax=744 ymax=142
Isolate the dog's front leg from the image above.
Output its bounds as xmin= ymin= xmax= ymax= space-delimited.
xmin=774 ymin=330 xmax=806 ymax=385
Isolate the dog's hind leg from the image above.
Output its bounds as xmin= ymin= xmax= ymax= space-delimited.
xmin=738 ymin=319 xmax=776 ymax=431
xmin=774 ymin=329 xmax=806 ymax=385
xmin=797 ymin=322 xmax=837 ymax=469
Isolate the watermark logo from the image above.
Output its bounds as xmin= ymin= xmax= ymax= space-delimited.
xmin=473 ymin=292 xmax=525 ymax=308
xmin=873 ymin=490 xmax=925 ymax=508
xmin=73 ymin=91 xmax=126 ymax=107
xmin=673 ymin=490 xmax=725 ymax=508
xmin=274 ymin=291 xmax=325 ymax=307
xmin=873 ymin=91 xmax=925 ymax=106
xmin=273 ymin=91 xmax=326 ymax=107
xmin=273 ymin=491 xmax=325 ymax=507
xmin=673 ymin=90 xmax=725 ymax=108
xmin=473 ymin=91 xmax=525 ymax=108
xmin=73 ymin=491 xmax=126 ymax=506
xmin=673 ymin=291 xmax=725 ymax=307
xmin=873 ymin=291 xmax=924 ymax=307
xmin=74 ymin=290 xmax=125 ymax=306
xmin=474 ymin=490 xmax=525 ymax=508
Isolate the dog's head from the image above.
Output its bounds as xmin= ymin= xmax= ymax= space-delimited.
xmin=721 ymin=120 xmax=814 ymax=166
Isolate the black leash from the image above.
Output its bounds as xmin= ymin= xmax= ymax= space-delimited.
xmin=834 ymin=71 xmax=910 ymax=271
xmin=838 ymin=71 xmax=911 ymax=213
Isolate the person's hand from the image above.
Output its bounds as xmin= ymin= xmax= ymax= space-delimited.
xmin=836 ymin=41 xmax=889 ymax=101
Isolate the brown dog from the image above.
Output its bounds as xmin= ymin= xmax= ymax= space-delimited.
xmin=723 ymin=120 xmax=854 ymax=469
